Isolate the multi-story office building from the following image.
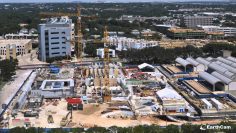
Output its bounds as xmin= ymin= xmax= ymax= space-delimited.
xmin=182 ymin=16 xmax=213 ymax=28
xmin=199 ymin=26 xmax=236 ymax=37
xmin=38 ymin=17 xmax=74 ymax=62
xmin=0 ymin=39 xmax=32 ymax=59
xmin=218 ymin=27 xmax=236 ymax=37
xmin=167 ymin=28 xmax=206 ymax=39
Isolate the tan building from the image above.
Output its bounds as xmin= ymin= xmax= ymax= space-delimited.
xmin=0 ymin=39 xmax=32 ymax=59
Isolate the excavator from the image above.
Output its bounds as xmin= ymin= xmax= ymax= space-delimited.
xmin=60 ymin=107 xmax=72 ymax=127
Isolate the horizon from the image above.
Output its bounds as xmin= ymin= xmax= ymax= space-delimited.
xmin=0 ymin=0 xmax=234 ymax=4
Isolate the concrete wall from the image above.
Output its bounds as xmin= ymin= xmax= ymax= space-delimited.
xmin=41 ymin=89 xmax=73 ymax=98
xmin=229 ymin=82 xmax=236 ymax=90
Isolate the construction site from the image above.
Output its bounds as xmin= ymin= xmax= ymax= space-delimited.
xmin=1 ymin=3 xmax=236 ymax=130
xmin=0 ymin=62 xmax=165 ymax=128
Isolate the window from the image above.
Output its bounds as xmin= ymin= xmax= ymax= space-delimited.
xmin=51 ymin=47 xmax=60 ymax=50
xmin=51 ymin=37 xmax=59 ymax=39
xmin=51 ymin=42 xmax=59 ymax=45
xmin=52 ymin=52 xmax=60 ymax=55
xmin=51 ymin=32 xmax=59 ymax=34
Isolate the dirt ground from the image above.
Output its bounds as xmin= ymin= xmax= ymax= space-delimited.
xmin=17 ymin=49 xmax=46 ymax=66
xmin=8 ymin=99 xmax=223 ymax=128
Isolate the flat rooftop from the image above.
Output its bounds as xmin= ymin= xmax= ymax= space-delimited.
xmin=0 ymin=39 xmax=31 ymax=46
xmin=168 ymin=28 xmax=205 ymax=33
xmin=40 ymin=79 xmax=74 ymax=90
xmin=166 ymin=66 xmax=182 ymax=74
xmin=184 ymin=80 xmax=211 ymax=94
xmin=207 ymin=32 xmax=224 ymax=35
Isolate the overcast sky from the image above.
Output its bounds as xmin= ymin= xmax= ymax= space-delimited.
xmin=0 ymin=0 xmax=228 ymax=3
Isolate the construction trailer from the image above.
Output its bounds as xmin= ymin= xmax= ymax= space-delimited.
xmin=211 ymin=98 xmax=223 ymax=110
xmin=201 ymin=98 xmax=213 ymax=109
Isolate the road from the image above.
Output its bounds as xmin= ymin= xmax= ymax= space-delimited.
xmin=0 ymin=70 xmax=32 ymax=116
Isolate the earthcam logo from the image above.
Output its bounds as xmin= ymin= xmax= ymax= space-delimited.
xmin=200 ymin=124 xmax=231 ymax=130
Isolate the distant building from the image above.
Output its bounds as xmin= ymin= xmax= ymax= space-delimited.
xmin=5 ymin=33 xmax=38 ymax=40
xmin=141 ymin=29 xmax=156 ymax=37
xmin=19 ymin=28 xmax=29 ymax=34
xmin=182 ymin=16 xmax=213 ymax=28
xmin=120 ymin=15 xmax=161 ymax=22
xmin=107 ymin=36 xmax=159 ymax=51
xmin=96 ymin=48 xmax=115 ymax=58
xmin=199 ymin=26 xmax=236 ymax=37
xmin=4 ymin=28 xmax=38 ymax=40
xmin=38 ymin=16 xmax=74 ymax=62
xmin=155 ymin=24 xmax=173 ymax=33
xmin=218 ymin=27 xmax=236 ymax=37
xmin=167 ymin=28 xmax=206 ymax=39
xmin=131 ymin=30 xmax=140 ymax=35
xmin=0 ymin=39 xmax=32 ymax=59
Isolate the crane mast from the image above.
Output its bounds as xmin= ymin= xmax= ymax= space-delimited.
xmin=77 ymin=6 xmax=83 ymax=62
xmin=103 ymin=26 xmax=111 ymax=102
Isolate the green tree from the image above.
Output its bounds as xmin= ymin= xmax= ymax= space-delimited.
xmin=163 ymin=124 xmax=180 ymax=133
xmin=0 ymin=59 xmax=18 ymax=81
xmin=84 ymin=43 xmax=98 ymax=57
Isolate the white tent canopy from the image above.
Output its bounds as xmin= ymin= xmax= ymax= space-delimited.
xmin=199 ymin=72 xmax=222 ymax=85
xmin=217 ymin=57 xmax=234 ymax=66
xmin=227 ymin=56 xmax=236 ymax=63
xmin=199 ymin=72 xmax=225 ymax=91
xmin=156 ymin=88 xmax=183 ymax=100
xmin=208 ymin=62 xmax=228 ymax=74
xmin=138 ymin=63 xmax=154 ymax=70
xmin=196 ymin=57 xmax=210 ymax=66
xmin=175 ymin=57 xmax=192 ymax=67
xmin=186 ymin=58 xmax=199 ymax=66
xmin=211 ymin=71 xmax=232 ymax=84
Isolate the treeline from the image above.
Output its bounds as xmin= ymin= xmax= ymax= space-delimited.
xmin=0 ymin=58 xmax=18 ymax=82
xmin=4 ymin=122 xmax=236 ymax=133
xmin=118 ymin=42 xmax=236 ymax=64
xmin=0 ymin=9 xmax=40 ymax=35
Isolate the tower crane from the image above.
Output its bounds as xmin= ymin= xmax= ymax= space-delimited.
xmin=102 ymin=26 xmax=112 ymax=102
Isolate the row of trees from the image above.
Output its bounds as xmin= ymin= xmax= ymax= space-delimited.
xmin=5 ymin=121 xmax=236 ymax=133
xmin=118 ymin=43 xmax=236 ymax=64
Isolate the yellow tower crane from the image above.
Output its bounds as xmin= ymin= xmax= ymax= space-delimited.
xmin=102 ymin=26 xmax=112 ymax=102
xmin=76 ymin=6 xmax=83 ymax=62
xmin=91 ymin=26 xmax=112 ymax=102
